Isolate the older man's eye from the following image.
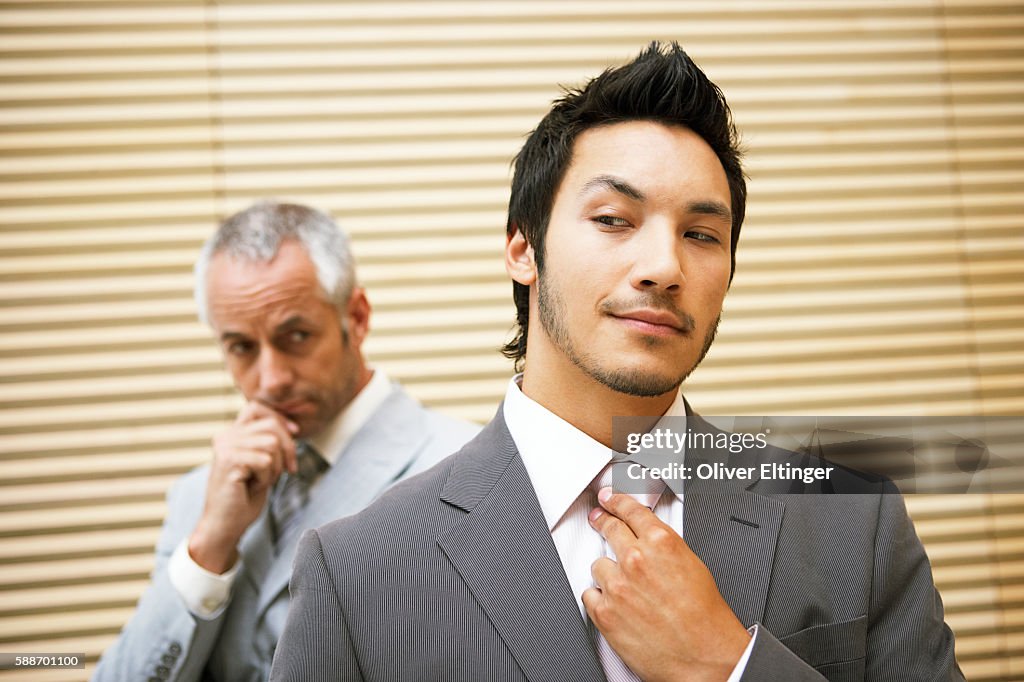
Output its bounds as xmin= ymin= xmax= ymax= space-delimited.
xmin=227 ymin=341 xmax=255 ymax=356
xmin=289 ymin=330 xmax=310 ymax=343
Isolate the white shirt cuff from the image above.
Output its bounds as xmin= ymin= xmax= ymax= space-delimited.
xmin=167 ymin=539 xmax=241 ymax=619
xmin=725 ymin=623 xmax=759 ymax=682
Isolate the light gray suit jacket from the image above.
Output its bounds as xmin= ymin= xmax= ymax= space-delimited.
xmin=93 ymin=384 xmax=479 ymax=682
xmin=271 ymin=409 xmax=963 ymax=681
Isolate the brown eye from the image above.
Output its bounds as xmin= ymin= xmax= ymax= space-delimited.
xmin=594 ymin=215 xmax=630 ymax=227
xmin=685 ymin=230 xmax=719 ymax=244
xmin=228 ymin=341 xmax=255 ymax=356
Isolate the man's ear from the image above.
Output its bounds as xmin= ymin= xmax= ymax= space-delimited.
xmin=505 ymin=226 xmax=537 ymax=286
xmin=344 ymin=287 xmax=371 ymax=349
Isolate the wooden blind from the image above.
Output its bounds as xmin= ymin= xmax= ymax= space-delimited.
xmin=1 ymin=1 xmax=1021 ymax=679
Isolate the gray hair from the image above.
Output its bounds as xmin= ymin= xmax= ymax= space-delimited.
xmin=194 ymin=201 xmax=356 ymax=325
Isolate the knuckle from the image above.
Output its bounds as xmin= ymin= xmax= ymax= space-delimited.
xmin=590 ymin=599 xmax=613 ymax=626
xmin=603 ymin=516 xmax=624 ymax=537
xmin=621 ymin=546 xmax=646 ymax=572
xmin=648 ymin=526 xmax=676 ymax=549
xmin=249 ymin=417 xmax=272 ymax=433
xmin=605 ymin=575 xmax=628 ymax=596
xmin=267 ymin=427 xmax=288 ymax=448
xmin=689 ymin=553 xmax=712 ymax=577
xmin=253 ymin=434 xmax=277 ymax=451
xmin=212 ymin=438 xmax=241 ymax=464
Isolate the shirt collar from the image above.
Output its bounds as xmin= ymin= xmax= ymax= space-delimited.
xmin=308 ymin=367 xmax=392 ymax=466
xmin=504 ymin=374 xmax=688 ymax=531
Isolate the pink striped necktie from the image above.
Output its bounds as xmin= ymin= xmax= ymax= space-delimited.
xmin=587 ymin=460 xmax=667 ymax=682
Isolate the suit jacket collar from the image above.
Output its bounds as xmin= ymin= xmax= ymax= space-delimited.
xmin=438 ymin=409 xmax=608 ymax=682
xmin=250 ymin=384 xmax=432 ymax=619
xmin=678 ymin=412 xmax=785 ymax=626
xmin=438 ymin=407 xmax=785 ymax=676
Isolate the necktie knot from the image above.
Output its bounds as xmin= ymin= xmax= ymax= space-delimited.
xmin=589 ymin=458 xmax=666 ymax=510
xmin=295 ymin=441 xmax=328 ymax=481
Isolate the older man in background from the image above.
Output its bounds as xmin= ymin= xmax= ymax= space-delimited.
xmin=93 ymin=201 xmax=479 ymax=682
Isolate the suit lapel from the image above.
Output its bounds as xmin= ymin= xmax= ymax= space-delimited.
xmin=239 ymin=508 xmax=275 ymax=595
xmin=256 ymin=387 xmax=431 ymax=619
xmin=437 ymin=413 xmax=607 ymax=682
xmin=682 ymin=413 xmax=784 ymax=627
xmin=684 ymin=489 xmax=783 ymax=627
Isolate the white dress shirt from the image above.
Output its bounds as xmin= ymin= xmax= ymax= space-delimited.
xmin=504 ymin=376 xmax=755 ymax=682
xmin=168 ymin=368 xmax=394 ymax=618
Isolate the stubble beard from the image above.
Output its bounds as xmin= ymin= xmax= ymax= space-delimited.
xmin=536 ymin=272 xmax=720 ymax=398
xmin=274 ymin=324 xmax=360 ymax=440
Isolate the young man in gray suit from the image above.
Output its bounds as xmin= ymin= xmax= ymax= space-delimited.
xmin=92 ymin=201 xmax=479 ymax=682
xmin=271 ymin=45 xmax=963 ymax=681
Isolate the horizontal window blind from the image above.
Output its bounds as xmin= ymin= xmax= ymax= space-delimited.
xmin=1 ymin=1 xmax=1021 ymax=679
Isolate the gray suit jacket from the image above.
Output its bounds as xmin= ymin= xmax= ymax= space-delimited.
xmin=271 ymin=409 xmax=963 ymax=681
xmin=93 ymin=384 xmax=480 ymax=682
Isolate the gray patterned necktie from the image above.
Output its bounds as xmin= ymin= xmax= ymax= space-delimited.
xmin=270 ymin=441 xmax=328 ymax=553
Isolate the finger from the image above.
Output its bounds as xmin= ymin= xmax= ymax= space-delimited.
xmin=280 ymin=430 xmax=298 ymax=475
xmin=245 ymin=417 xmax=291 ymax=446
xmin=589 ymin=556 xmax=618 ymax=591
xmin=581 ymin=586 xmax=609 ymax=630
xmin=589 ymin=504 xmax=639 ymax=558
xmin=597 ymin=487 xmax=665 ymax=536
xmin=581 ymin=585 xmax=603 ymax=614
xmin=226 ymin=451 xmax=278 ymax=492
xmin=236 ymin=400 xmax=274 ymax=424
xmin=238 ymin=433 xmax=286 ymax=480
xmin=245 ymin=417 xmax=297 ymax=474
xmin=238 ymin=401 xmax=300 ymax=436
xmin=252 ymin=398 xmax=301 ymax=435
xmin=267 ymin=421 xmax=298 ymax=475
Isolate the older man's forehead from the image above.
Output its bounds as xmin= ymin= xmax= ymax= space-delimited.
xmin=208 ymin=243 xmax=318 ymax=292
xmin=206 ymin=255 xmax=332 ymax=330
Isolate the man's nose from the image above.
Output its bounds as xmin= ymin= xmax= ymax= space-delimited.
xmin=257 ymin=348 xmax=294 ymax=397
xmin=630 ymin=225 xmax=686 ymax=292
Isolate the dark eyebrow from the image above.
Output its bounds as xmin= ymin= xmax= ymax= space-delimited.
xmin=273 ymin=315 xmax=310 ymax=334
xmin=579 ymin=175 xmax=646 ymax=202
xmin=580 ymin=175 xmax=732 ymax=224
xmin=219 ymin=315 xmax=310 ymax=343
xmin=687 ymin=200 xmax=732 ymax=224
xmin=219 ymin=331 xmax=250 ymax=344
